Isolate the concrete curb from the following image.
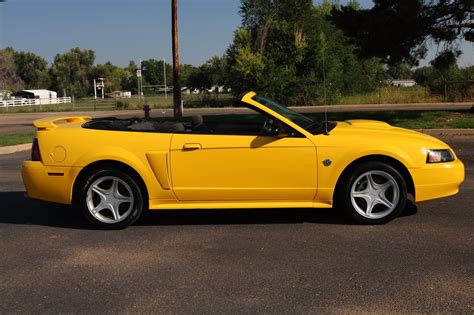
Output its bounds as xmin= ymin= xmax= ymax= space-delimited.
xmin=0 ymin=143 xmax=31 ymax=155
xmin=0 ymin=128 xmax=472 ymax=156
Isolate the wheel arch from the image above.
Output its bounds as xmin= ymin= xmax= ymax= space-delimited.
xmin=333 ymin=155 xmax=415 ymax=203
xmin=72 ymin=160 xmax=149 ymax=205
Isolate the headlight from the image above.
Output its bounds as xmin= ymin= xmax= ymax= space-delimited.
xmin=427 ymin=149 xmax=455 ymax=163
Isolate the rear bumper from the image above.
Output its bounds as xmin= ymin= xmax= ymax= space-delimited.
xmin=410 ymin=159 xmax=465 ymax=202
xmin=22 ymin=161 xmax=81 ymax=205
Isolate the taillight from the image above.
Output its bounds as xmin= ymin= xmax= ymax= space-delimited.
xmin=31 ymin=138 xmax=41 ymax=162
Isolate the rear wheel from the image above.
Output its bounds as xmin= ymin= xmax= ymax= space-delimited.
xmin=338 ymin=162 xmax=407 ymax=224
xmin=77 ymin=169 xmax=144 ymax=229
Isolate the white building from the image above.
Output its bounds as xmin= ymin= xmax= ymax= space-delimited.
xmin=388 ymin=80 xmax=416 ymax=87
xmin=106 ymin=91 xmax=132 ymax=99
xmin=2 ymin=89 xmax=71 ymax=107
xmin=12 ymin=89 xmax=58 ymax=99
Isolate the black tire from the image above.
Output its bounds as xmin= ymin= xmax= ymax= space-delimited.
xmin=77 ymin=169 xmax=144 ymax=229
xmin=336 ymin=161 xmax=407 ymax=224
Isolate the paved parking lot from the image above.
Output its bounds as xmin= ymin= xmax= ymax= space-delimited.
xmin=0 ymin=135 xmax=473 ymax=313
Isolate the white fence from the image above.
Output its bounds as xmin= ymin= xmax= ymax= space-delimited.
xmin=0 ymin=97 xmax=72 ymax=108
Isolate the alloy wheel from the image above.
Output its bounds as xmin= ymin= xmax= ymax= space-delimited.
xmin=350 ymin=170 xmax=400 ymax=219
xmin=86 ymin=176 xmax=134 ymax=224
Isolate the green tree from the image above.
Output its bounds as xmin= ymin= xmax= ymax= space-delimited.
xmin=413 ymin=66 xmax=438 ymax=86
xmin=121 ymin=61 xmax=139 ymax=94
xmin=141 ymin=59 xmax=172 ymax=90
xmin=413 ymin=64 xmax=474 ymax=100
xmin=49 ymin=47 xmax=95 ymax=97
xmin=90 ymin=62 xmax=128 ymax=93
xmin=0 ymin=48 xmax=24 ymax=91
xmin=180 ymin=64 xmax=198 ymax=87
xmin=8 ymin=48 xmax=50 ymax=89
xmin=386 ymin=63 xmax=413 ymax=80
xmin=225 ymin=0 xmax=384 ymax=104
xmin=187 ymin=56 xmax=227 ymax=90
xmin=225 ymin=28 xmax=265 ymax=93
xmin=330 ymin=0 xmax=474 ymax=66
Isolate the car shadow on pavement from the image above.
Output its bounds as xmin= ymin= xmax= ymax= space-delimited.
xmin=0 ymin=191 xmax=93 ymax=230
xmin=0 ymin=191 xmax=417 ymax=229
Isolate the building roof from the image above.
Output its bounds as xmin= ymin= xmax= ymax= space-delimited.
xmin=23 ymin=89 xmax=56 ymax=94
xmin=390 ymin=79 xmax=416 ymax=83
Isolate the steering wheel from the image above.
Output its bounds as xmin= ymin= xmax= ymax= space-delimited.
xmin=261 ymin=118 xmax=279 ymax=136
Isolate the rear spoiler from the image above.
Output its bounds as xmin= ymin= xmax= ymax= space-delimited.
xmin=33 ymin=116 xmax=92 ymax=130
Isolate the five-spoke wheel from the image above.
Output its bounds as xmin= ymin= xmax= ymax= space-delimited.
xmin=86 ymin=176 xmax=134 ymax=224
xmin=77 ymin=169 xmax=144 ymax=229
xmin=338 ymin=162 xmax=407 ymax=224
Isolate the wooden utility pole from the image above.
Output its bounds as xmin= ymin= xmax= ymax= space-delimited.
xmin=172 ymin=0 xmax=182 ymax=117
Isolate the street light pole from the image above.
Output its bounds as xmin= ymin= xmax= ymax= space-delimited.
xmin=172 ymin=0 xmax=182 ymax=117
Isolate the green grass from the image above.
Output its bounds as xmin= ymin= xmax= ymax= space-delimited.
xmin=303 ymin=110 xmax=474 ymax=129
xmin=0 ymin=131 xmax=35 ymax=147
xmin=447 ymin=116 xmax=474 ymax=129
xmin=338 ymin=86 xmax=444 ymax=105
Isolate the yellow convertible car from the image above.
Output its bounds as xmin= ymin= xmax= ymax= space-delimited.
xmin=22 ymin=92 xmax=464 ymax=229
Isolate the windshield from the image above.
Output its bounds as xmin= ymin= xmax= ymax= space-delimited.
xmin=251 ymin=95 xmax=320 ymax=131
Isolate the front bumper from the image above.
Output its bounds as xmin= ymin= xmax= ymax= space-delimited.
xmin=22 ymin=161 xmax=81 ymax=205
xmin=410 ymin=159 xmax=465 ymax=202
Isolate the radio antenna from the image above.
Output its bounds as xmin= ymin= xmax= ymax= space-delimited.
xmin=324 ymin=104 xmax=329 ymax=135
xmin=322 ymin=38 xmax=329 ymax=135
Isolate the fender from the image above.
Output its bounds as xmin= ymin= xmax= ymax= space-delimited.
xmin=314 ymin=145 xmax=416 ymax=204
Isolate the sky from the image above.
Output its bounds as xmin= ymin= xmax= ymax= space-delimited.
xmin=0 ymin=0 xmax=472 ymax=67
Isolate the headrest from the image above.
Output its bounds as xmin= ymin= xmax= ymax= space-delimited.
xmin=191 ymin=115 xmax=203 ymax=126
xmin=170 ymin=123 xmax=185 ymax=132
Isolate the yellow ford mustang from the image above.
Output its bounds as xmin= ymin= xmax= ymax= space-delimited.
xmin=22 ymin=92 xmax=464 ymax=229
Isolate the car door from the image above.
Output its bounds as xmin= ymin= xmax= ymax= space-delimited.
xmin=169 ymin=123 xmax=317 ymax=202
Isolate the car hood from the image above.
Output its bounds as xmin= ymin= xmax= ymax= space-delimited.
xmin=330 ymin=119 xmax=449 ymax=148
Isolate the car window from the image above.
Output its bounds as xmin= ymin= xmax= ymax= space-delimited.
xmin=189 ymin=106 xmax=303 ymax=138
xmin=251 ymin=95 xmax=321 ymax=131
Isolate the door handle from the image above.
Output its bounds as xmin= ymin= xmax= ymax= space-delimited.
xmin=182 ymin=143 xmax=202 ymax=150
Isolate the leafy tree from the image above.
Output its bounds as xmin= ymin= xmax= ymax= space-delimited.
xmin=386 ymin=63 xmax=413 ymax=79
xmin=225 ymin=28 xmax=265 ymax=93
xmin=205 ymin=56 xmax=227 ymax=87
xmin=225 ymin=0 xmax=384 ymax=104
xmin=330 ymin=0 xmax=474 ymax=66
xmin=187 ymin=56 xmax=227 ymax=90
xmin=187 ymin=65 xmax=213 ymax=90
xmin=0 ymin=48 xmax=24 ymax=91
xmin=49 ymin=47 xmax=95 ymax=97
xmin=413 ymin=64 xmax=474 ymax=100
xmin=8 ymin=48 xmax=50 ymax=89
xmin=413 ymin=66 xmax=438 ymax=86
xmin=141 ymin=59 xmax=172 ymax=89
xmin=120 ymin=61 xmax=139 ymax=94
xmin=90 ymin=62 xmax=128 ymax=93
xmin=180 ymin=64 xmax=198 ymax=87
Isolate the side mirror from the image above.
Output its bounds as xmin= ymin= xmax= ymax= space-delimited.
xmin=263 ymin=125 xmax=289 ymax=137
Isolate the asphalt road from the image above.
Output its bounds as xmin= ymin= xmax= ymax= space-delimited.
xmin=0 ymin=135 xmax=473 ymax=313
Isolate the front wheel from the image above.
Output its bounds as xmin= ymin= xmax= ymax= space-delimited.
xmin=337 ymin=162 xmax=407 ymax=224
xmin=77 ymin=169 xmax=144 ymax=229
